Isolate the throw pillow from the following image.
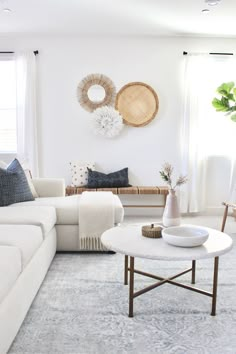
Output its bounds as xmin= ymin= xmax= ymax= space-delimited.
xmin=17 ymin=160 xmax=39 ymax=198
xmin=24 ymin=169 xmax=39 ymax=198
xmin=0 ymin=160 xmax=38 ymax=198
xmin=87 ymin=167 xmax=129 ymax=188
xmin=69 ymin=161 xmax=95 ymax=187
xmin=0 ymin=159 xmax=35 ymax=206
xmin=0 ymin=160 xmax=7 ymax=168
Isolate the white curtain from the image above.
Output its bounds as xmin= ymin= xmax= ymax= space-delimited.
xmin=15 ymin=52 xmax=39 ymax=176
xmin=181 ymin=53 xmax=236 ymax=213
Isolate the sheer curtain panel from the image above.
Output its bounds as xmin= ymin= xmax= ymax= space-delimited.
xmin=15 ymin=52 xmax=39 ymax=176
xmin=181 ymin=54 xmax=236 ymax=213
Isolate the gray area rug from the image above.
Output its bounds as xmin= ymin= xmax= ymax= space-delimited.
xmin=10 ymin=243 xmax=236 ymax=354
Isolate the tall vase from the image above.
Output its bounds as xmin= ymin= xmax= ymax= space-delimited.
xmin=162 ymin=189 xmax=181 ymax=227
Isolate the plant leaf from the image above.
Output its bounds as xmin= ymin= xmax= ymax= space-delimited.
xmin=233 ymin=88 xmax=236 ymax=100
xmin=217 ymin=82 xmax=235 ymax=95
xmin=227 ymin=93 xmax=235 ymax=101
xmin=212 ymin=97 xmax=230 ymax=112
xmin=231 ymin=114 xmax=236 ymax=122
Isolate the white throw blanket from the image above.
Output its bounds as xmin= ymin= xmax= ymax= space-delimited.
xmin=79 ymin=191 xmax=115 ymax=250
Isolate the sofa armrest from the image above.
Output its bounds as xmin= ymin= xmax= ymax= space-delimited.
xmin=32 ymin=178 xmax=65 ymax=197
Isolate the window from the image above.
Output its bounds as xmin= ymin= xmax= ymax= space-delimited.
xmin=184 ymin=54 xmax=236 ymax=157
xmin=0 ymin=56 xmax=17 ymax=153
xmin=198 ymin=56 xmax=236 ymax=156
xmin=181 ymin=54 xmax=236 ymax=213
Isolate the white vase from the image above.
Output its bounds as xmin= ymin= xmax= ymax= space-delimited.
xmin=162 ymin=189 xmax=181 ymax=227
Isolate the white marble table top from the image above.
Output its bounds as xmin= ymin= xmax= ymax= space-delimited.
xmin=101 ymin=224 xmax=233 ymax=261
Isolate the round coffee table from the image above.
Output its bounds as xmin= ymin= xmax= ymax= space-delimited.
xmin=101 ymin=225 xmax=233 ymax=317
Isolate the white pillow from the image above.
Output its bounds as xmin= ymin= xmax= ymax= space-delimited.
xmin=69 ymin=161 xmax=95 ymax=187
xmin=24 ymin=169 xmax=39 ymax=198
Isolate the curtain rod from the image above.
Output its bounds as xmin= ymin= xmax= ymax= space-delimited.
xmin=183 ymin=51 xmax=233 ymax=55
xmin=0 ymin=50 xmax=39 ymax=55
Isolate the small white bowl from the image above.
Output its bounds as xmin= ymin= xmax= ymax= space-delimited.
xmin=162 ymin=225 xmax=209 ymax=248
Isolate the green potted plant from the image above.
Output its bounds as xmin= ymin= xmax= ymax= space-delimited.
xmin=212 ymin=82 xmax=236 ymax=122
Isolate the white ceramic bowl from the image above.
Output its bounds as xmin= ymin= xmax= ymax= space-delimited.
xmin=162 ymin=225 xmax=209 ymax=248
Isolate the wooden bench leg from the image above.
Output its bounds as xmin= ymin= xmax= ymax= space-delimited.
xmin=221 ymin=204 xmax=229 ymax=232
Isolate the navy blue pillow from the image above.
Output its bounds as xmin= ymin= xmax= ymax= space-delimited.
xmin=0 ymin=159 xmax=34 ymax=206
xmin=87 ymin=167 xmax=129 ymax=188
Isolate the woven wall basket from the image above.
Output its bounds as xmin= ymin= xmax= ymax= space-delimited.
xmin=77 ymin=73 xmax=116 ymax=112
xmin=115 ymin=82 xmax=159 ymax=127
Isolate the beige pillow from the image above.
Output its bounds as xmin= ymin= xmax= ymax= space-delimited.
xmin=0 ymin=160 xmax=7 ymax=168
xmin=69 ymin=161 xmax=95 ymax=187
xmin=24 ymin=169 xmax=39 ymax=198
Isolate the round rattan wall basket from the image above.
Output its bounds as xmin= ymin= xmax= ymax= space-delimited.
xmin=77 ymin=73 xmax=116 ymax=112
xmin=115 ymin=82 xmax=159 ymax=127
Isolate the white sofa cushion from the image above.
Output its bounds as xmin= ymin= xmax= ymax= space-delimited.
xmin=112 ymin=195 xmax=124 ymax=223
xmin=0 ymin=245 xmax=21 ymax=304
xmin=11 ymin=195 xmax=124 ymax=225
xmin=12 ymin=196 xmax=79 ymax=225
xmin=1 ymin=206 xmax=56 ymax=236
xmin=0 ymin=225 xmax=43 ymax=269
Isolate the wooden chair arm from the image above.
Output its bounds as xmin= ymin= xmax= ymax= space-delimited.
xmin=222 ymin=202 xmax=236 ymax=208
xmin=221 ymin=201 xmax=236 ymax=232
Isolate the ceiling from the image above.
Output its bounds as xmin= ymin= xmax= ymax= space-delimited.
xmin=0 ymin=0 xmax=236 ymax=37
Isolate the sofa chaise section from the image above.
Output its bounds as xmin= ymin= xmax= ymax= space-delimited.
xmin=9 ymin=178 xmax=124 ymax=251
xmin=0 ymin=210 xmax=57 ymax=354
xmin=0 ymin=245 xmax=22 ymax=306
xmin=0 ymin=178 xmax=124 ymax=352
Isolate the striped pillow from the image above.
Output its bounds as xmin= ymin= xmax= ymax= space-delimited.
xmin=0 ymin=159 xmax=34 ymax=206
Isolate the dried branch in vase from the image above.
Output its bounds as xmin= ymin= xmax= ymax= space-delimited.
xmin=159 ymin=162 xmax=187 ymax=191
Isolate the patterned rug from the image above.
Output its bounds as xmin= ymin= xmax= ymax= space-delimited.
xmin=10 ymin=242 xmax=236 ymax=354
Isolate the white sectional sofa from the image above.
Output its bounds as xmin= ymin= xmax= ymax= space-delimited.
xmin=0 ymin=178 xmax=124 ymax=353
xmin=10 ymin=178 xmax=124 ymax=251
xmin=0 ymin=208 xmax=57 ymax=354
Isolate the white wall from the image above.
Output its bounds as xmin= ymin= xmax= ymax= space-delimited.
xmin=0 ymin=35 xmax=236 ymax=210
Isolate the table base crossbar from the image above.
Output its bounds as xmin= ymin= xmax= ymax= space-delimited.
xmin=124 ymin=255 xmax=219 ymax=318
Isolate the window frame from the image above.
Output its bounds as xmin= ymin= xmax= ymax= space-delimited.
xmin=0 ymin=53 xmax=17 ymax=154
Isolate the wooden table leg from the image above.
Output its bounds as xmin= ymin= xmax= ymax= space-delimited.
xmin=129 ymin=256 xmax=134 ymax=317
xmin=191 ymin=260 xmax=196 ymax=284
xmin=211 ymin=257 xmax=219 ymax=316
xmin=221 ymin=204 xmax=229 ymax=232
xmin=124 ymin=255 xmax=128 ymax=285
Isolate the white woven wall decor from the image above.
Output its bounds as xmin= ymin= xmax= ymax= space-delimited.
xmin=92 ymin=106 xmax=124 ymax=138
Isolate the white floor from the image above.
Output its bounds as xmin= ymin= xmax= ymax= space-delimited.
xmin=123 ymin=213 xmax=236 ymax=234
